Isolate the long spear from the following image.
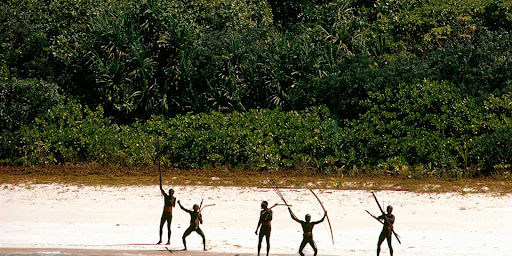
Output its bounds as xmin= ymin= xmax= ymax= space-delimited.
xmin=157 ymin=138 xmax=163 ymax=188
xmin=159 ymin=157 xmax=162 ymax=186
xmin=371 ymin=192 xmax=401 ymax=244
xmin=365 ymin=210 xmax=402 ymax=239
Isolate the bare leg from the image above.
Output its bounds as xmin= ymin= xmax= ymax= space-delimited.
xmin=182 ymin=226 xmax=194 ymax=250
xmin=166 ymin=218 xmax=171 ymax=245
xmin=298 ymin=239 xmax=308 ymax=256
xmin=386 ymin=234 xmax=393 ymax=256
xmin=257 ymin=231 xmax=263 ymax=256
xmin=164 ymin=214 xmax=172 ymax=244
xmin=377 ymin=230 xmax=386 ymax=256
xmin=265 ymin=232 xmax=271 ymax=256
xmin=311 ymin=240 xmax=318 ymax=256
xmin=157 ymin=213 xmax=166 ymax=244
xmin=195 ymin=228 xmax=206 ymax=251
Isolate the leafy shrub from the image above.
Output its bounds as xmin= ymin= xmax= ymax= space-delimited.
xmin=13 ymin=104 xmax=342 ymax=172
xmin=0 ymin=79 xmax=62 ymax=163
xmin=472 ymin=93 xmax=512 ymax=175
xmin=341 ymin=80 xmax=484 ymax=166
xmin=0 ymin=0 xmax=97 ymax=80
xmin=0 ymin=79 xmax=62 ymax=132
xmin=267 ymin=0 xmax=323 ymax=27
xmin=179 ymin=0 xmax=273 ymax=30
xmin=370 ymin=0 xmax=512 ymax=54
xmin=148 ymin=105 xmax=339 ymax=171
xmin=428 ymin=29 xmax=512 ymax=96
xmin=289 ymin=53 xmax=432 ymax=120
xmin=16 ymin=102 xmax=156 ymax=166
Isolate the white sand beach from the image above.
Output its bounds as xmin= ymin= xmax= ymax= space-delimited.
xmin=1 ymin=183 xmax=511 ymax=255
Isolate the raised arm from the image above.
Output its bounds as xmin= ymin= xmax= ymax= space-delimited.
xmin=313 ymin=211 xmax=327 ymax=224
xmin=178 ymin=200 xmax=191 ymax=213
xmin=288 ymin=207 xmax=300 ymax=223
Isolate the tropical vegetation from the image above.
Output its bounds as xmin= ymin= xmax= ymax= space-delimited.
xmin=1 ymin=0 xmax=511 ymax=179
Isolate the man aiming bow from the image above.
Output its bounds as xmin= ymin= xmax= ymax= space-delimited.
xmin=288 ymin=206 xmax=327 ymax=256
xmin=178 ymin=200 xmax=206 ymax=251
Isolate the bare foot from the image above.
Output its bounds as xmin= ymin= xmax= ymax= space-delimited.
xmin=165 ymin=241 xmax=170 ymax=245
xmin=157 ymin=241 xmax=162 ymax=244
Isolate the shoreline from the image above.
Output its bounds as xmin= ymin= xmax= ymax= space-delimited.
xmin=0 ymin=247 xmax=263 ymax=256
xmin=2 ymin=166 xmax=511 ymax=194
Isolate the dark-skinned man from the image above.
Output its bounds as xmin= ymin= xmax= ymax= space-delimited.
xmin=288 ymin=206 xmax=327 ymax=256
xmin=157 ymin=181 xmax=176 ymax=245
xmin=255 ymin=201 xmax=273 ymax=256
xmin=178 ymin=200 xmax=206 ymax=251
xmin=377 ymin=205 xmax=395 ymax=256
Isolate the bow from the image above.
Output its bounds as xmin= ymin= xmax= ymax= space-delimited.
xmin=201 ymin=203 xmax=216 ymax=219
xmin=309 ymin=189 xmax=334 ymax=245
xmin=201 ymin=204 xmax=216 ymax=210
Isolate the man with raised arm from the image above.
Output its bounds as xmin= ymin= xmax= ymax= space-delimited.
xmin=178 ymin=200 xmax=206 ymax=251
xmin=288 ymin=206 xmax=327 ymax=256
xmin=255 ymin=201 xmax=273 ymax=256
xmin=157 ymin=179 xmax=176 ymax=245
xmin=377 ymin=205 xmax=395 ymax=256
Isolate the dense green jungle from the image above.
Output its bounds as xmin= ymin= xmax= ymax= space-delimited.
xmin=1 ymin=0 xmax=512 ymax=181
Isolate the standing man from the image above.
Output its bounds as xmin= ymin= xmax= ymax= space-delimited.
xmin=178 ymin=200 xmax=206 ymax=251
xmin=377 ymin=205 xmax=395 ymax=256
xmin=288 ymin=207 xmax=327 ymax=256
xmin=157 ymin=178 xmax=176 ymax=245
xmin=255 ymin=201 xmax=273 ymax=256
